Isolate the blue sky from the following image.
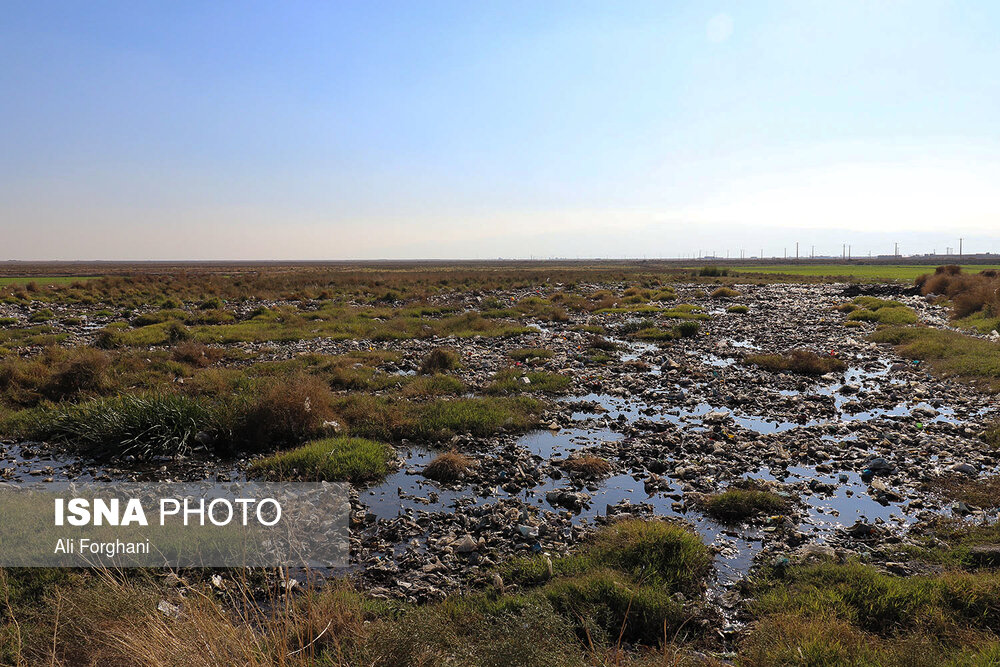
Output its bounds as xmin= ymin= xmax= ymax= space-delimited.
xmin=3 ymin=1 xmax=999 ymax=259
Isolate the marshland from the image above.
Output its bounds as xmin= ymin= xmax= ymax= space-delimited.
xmin=2 ymin=260 xmax=1000 ymax=665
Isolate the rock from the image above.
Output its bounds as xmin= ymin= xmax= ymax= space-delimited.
xmin=157 ymin=600 xmax=180 ymax=618
xmin=454 ymin=535 xmax=478 ymax=553
xmin=948 ymin=462 xmax=978 ymax=476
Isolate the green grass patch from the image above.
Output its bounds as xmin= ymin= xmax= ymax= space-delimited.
xmin=0 ymin=276 xmax=99 ymax=287
xmin=332 ymin=395 xmax=544 ymax=442
xmin=729 ymin=264 xmax=1000 ymax=281
xmin=485 ymin=369 xmax=571 ymax=395
xmin=699 ymin=484 xmax=791 ymax=523
xmin=749 ymin=557 xmax=1000 ymax=639
xmin=870 ymin=326 xmax=1000 ymax=386
xmin=500 ymin=519 xmax=712 ymax=645
xmin=247 ymin=436 xmax=392 ymax=483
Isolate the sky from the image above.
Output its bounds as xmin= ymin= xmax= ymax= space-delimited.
xmin=2 ymin=1 xmax=999 ymax=260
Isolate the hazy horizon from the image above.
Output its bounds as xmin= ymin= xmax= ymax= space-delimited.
xmin=3 ymin=1 xmax=999 ymax=260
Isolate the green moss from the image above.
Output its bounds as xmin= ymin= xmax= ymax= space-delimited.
xmin=727 ymin=305 xmax=749 ymax=313
xmin=247 ymin=436 xmax=392 ymax=483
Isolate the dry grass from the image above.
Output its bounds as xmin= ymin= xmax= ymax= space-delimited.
xmin=171 ymin=340 xmax=223 ymax=368
xmin=419 ymin=347 xmax=461 ymax=374
xmin=709 ymin=287 xmax=740 ymax=299
xmin=744 ymin=349 xmax=846 ymax=375
xmin=559 ymin=455 xmax=612 ymax=478
xmin=927 ymin=474 xmax=1000 ymax=509
xmin=917 ymin=265 xmax=1000 ymax=319
xmin=231 ymin=373 xmax=335 ymax=451
xmin=421 ymin=451 xmax=476 ymax=482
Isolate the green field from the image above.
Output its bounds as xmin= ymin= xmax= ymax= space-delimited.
xmin=727 ymin=264 xmax=1000 ymax=281
xmin=0 ymin=276 xmax=99 ymax=287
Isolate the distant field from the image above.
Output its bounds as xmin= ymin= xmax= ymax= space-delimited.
xmin=727 ymin=264 xmax=1000 ymax=281
xmin=0 ymin=276 xmax=99 ymax=286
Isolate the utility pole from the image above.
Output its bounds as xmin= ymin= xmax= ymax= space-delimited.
xmin=848 ymin=245 xmax=851 ymax=260
xmin=960 ymin=238 xmax=964 ymax=257
xmin=811 ymin=245 xmax=814 ymax=259
xmin=795 ymin=242 xmax=799 ymax=260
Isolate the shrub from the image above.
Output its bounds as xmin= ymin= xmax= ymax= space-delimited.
xmin=586 ymin=335 xmax=617 ymax=351
xmin=41 ymin=347 xmax=112 ymax=401
xmin=247 ymin=436 xmax=391 ymax=483
xmin=422 ymin=451 xmax=476 ymax=482
xmin=231 ymin=374 xmax=334 ymax=451
xmin=199 ymin=297 xmax=224 ymax=310
xmin=418 ymin=347 xmax=461 ymax=374
xmin=699 ymin=266 xmax=729 ymax=277
xmin=727 ymin=305 xmax=748 ymax=314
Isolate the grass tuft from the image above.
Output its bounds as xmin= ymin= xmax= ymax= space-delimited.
xmin=422 ymin=450 xmax=476 ymax=482
xmin=247 ymin=436 xmax=392 ymax=483
xmin=744 ymin=349 xmax=846 ymax=375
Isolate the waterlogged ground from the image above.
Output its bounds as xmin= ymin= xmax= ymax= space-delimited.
xmin=3 ymin=282 xmax=998 ymax=615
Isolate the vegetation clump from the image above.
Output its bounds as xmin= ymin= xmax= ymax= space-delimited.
xmin=419 ymin=347 xmax=461 ymax=374
xmin=557 ymin=454 xmax=611 ymax=478
xmin=871 ymin=326 xmax=1000 ymax=387
xmin=247 ymin=436 xmax=392 ymax=483
xmin=486 ymin=369 xmax=571 ymax=395
xmin=742 ymin=556 xmax=1000 ymax=666
xmin=845 ymin=296 xmax=918 ymax=325
xmin=501 ymin=519 xmax=713 ymax=645
xmin=927 ymin=474 xmax=1000 ymax=510
xmin=332 ymin=395 xmax=544 ymax=442
xmin=744 ymin=349 xmax=846 ymax=375
xmin=710 ymin=287 xmax=740 ymax=298
xmin=699 ymin=483 xmax=791 ymax=523
xmin=421 ymin=450 xmax=476 ymax=482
